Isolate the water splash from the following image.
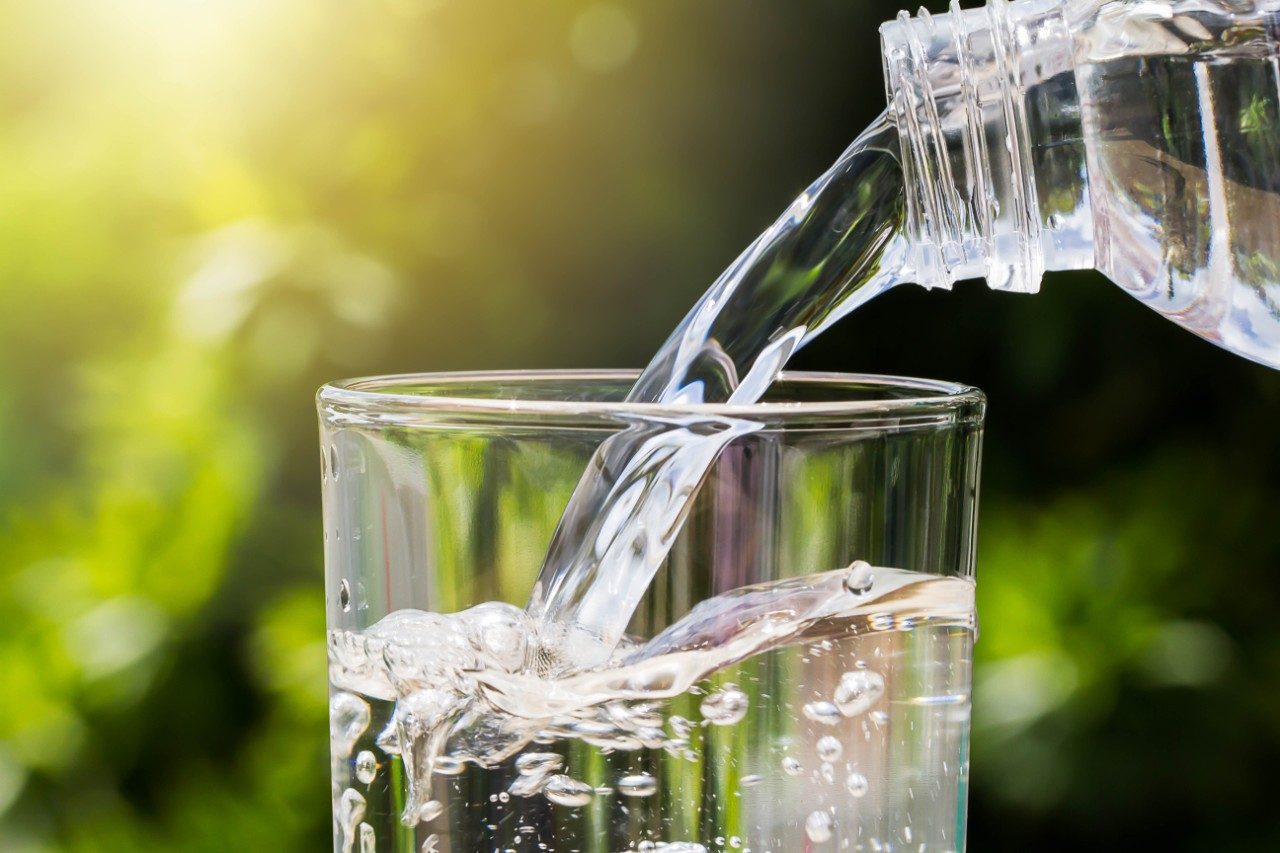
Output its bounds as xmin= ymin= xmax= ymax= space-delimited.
xmin=329 ymin=566 xmax=971 ymax=826
xmin=528 ymin=115 xmax=909 ymax=665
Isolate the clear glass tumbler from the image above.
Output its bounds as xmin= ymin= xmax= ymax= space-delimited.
xmin=319 ymin=370 xmax=984 ymax=853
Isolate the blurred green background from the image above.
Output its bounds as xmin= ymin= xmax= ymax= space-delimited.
xmin=2 ymin=0 xmax=1280 ymax=850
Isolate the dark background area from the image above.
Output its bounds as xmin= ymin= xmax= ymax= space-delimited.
xmin=1 ymin=1 xmax=1278 ymax=849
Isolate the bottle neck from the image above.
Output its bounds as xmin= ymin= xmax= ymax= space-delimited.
xmin=881 ymin=0 xmax=1094 ymax=293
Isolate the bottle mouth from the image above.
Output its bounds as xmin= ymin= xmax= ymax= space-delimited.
xmin=880 ymin=0 xmax=1065 ymax=293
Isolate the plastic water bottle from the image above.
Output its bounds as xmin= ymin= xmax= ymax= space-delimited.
xmin=881 ymin=0 xmax=1280 ymax=368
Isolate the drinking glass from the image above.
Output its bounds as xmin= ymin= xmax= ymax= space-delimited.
xmin=319 ymin=370 xmax=985 ymax=853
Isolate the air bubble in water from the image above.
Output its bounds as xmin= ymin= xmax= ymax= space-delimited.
xmin=421 ymin=835 xmax=439 ymax=853
xmin=843 ymin=560 xmax=875 ymax=595
xmin=740 ymin=773 xmax=763 ymax=787
xmin=816 ymin=735 xmax=843 ymax=762
xmin=846 ymin=771 xmax=869 ymax=797
xmin=664 ymin=737 xmax=689 ymax=754
xmin=617 ymin=773 xmax=658 ymax=797
xmin=805 ymin=809 xmax=834 ymax=843
xmin=669 ymin=715 xmax=692 ymax=738
xmin=330 ymin=693 xmax=371 ymax=757
xmin=543 ymin=774 xmax=594 ymax=807
xmin=802 ymin=701 xmax=842 ymax=725
xmin=433 ymin=755 xmax=464 ymax=776
xmin=700 ymin=685 xmax=749 ymax=725
xmin=509 ymin=771 xmax=552 ymax=798
xmin=339 ymin=579 xmax=352 ymax=612
xmin=417 ymin=799 xmax=444 ymax=823
xmin=516 ymin=752 xmax=564 ymax=775
xmin=782 ymin=756 xmax=802 ymax=776
xmin=337 ymin=788 xmax=366 ymax=853
xmin=354 ymin=750 xmax=377 ymax=784
xmin=463 ymin=601 xmax=531 ymax=673
xmin=834 ymin=670 xmax=885 ymax=717
xmin=358 ymin=822 xmax=375 ymax=853
xmin=820 ymin=761 xmax=836 ymax=783
xmin=636 ymin=725 xmax=667 ymax=748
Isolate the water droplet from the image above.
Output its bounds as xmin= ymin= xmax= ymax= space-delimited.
xmin=740 ymin=773 xmax=763 ymax=787
xmin=338 ymin=579 xmax=351 ymax=612
xmin=843 ymin=560 xmax=875 ymax=595
xmin=354 ymin=750 xmax=377 ymax=785
xmin=617 ymin=773 xmax=657 ymax=797
xmin=834 ymin=670 xmax=885 ymax=717
xmin=820 ymin=761 xmax=836 ymax=783
xmin=359 ymin=822 xmax=375 ymax=853
xmin=805 ymin=809 xmax=834 ymax=843
xmin=669 ymin=715 xmax=692 ymax=738
xmin=544 ymin=774 xmax=594 ymax=807
xmin=700 ymin=685 xmax=749 ymax=726
xmin=846 ymin=772 xmax=869 ymax=797
xmin=421 ymin=835 xmax=439 ymax=853
xmin=802 ymin=701 xmax=842 ymax=725
xmin=499 ymin=791 xmax=510 ymax=803
xmin=729 ymin=836 xmax=743 ymax=848
xmin=782 ymin=756 xmax=802 ymax=776
xmin=516 ymin=752 xmax=564 ymax=775
xmin=417 ymin=799 xmax=443 ymax=823
xmin=330 ymin=693 xmax=371 ymax=757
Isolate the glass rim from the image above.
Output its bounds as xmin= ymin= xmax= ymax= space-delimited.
xmin=317 ymin=370 xmax=985 ymax=429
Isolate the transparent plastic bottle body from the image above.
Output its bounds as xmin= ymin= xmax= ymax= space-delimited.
xmin=882 ymin=0 xmax=1280 ymax=368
